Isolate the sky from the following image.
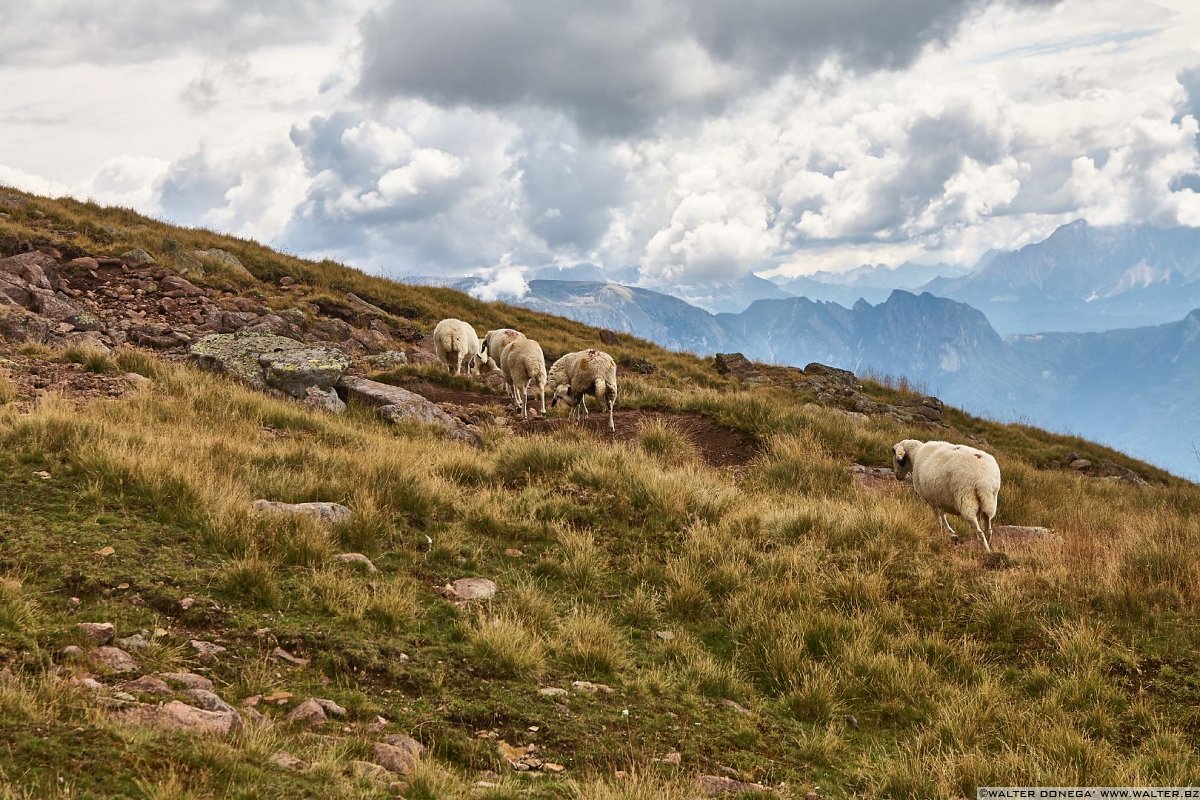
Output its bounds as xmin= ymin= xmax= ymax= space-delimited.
xmin=1 ymin=0 xmax=1199 ymax=294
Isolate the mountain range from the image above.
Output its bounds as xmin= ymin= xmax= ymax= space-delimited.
xmin=423 ymin=220 xmax=1200 ymax=479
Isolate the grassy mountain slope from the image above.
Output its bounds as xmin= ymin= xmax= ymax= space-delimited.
xmin=0 ymin=187 xmax=1198 ymax=798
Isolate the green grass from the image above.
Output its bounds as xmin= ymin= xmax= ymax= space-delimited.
xmin=0 ymin=185 xmax=1197 ymax=797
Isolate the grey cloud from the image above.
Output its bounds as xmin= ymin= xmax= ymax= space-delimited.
xmin=0 ymin=0 xmax=356 ymax=65
xmin=357 ymin=0 xmax=1056 ymax=135
xmin=159 ymin=148 xmax=241 ymax=222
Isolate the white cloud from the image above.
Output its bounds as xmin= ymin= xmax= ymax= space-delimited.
xmin=471 ymin=263 xmax=530 ymax=301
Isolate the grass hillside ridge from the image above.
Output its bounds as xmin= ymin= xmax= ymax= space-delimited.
xmin=0 ymin=187 xmax=1196 ymax=798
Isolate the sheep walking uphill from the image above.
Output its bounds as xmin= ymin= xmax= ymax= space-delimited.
xmin=432 ymin=319 xmax=481 ymax=375
xmin=500 ymin=337 xmax=547 ymax=420
xmin=549 ymin=349 xmax=618 ymax=432
xmin=893 ymin=439 xmax=1001 ymax=552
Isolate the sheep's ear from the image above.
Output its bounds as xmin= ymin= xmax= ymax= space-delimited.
xmin=894 ymin=444 xmax=907 ymax=463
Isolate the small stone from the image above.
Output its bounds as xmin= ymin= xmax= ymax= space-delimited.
xmin=332 ymin=552 xmax=377 ymax=573
xmin=654 ymin=630 xmax=674 ymax=641
xmin=504 ymin=548 xmax=524 ymax=558
xmin=314 ymin=698 xmax=348 ymax=718
xmin=76 ymin=622 xmax=115 ymax=646
xmin=350 ymin=760 xmax=390 ymax=783
xmin=571 ymin=680 xmax=613 ymax=695
xmin=120 ymin=675 xmax=171 ymax=695
xmin=543 ymin=762 xmax=565 ymax=773
xmin=444 ymin=577 xmax=497 ymax=601
xmin=262 ymin=691 xmax=293 ymax=704
xmin=252 ymin=499 xmax=351 ymax=528
xmin=33 ymin=470 xmax=51 ymax=480
xmin=843 ymin=714 xmax=859 ymax=730
xmin=179 ymin=597 xmax=196 ymax=610
xmin=122 ymin=700 xmax=240 ymax=735
xmin=90 ymin=646 xmax=138 ymax=674
xmin=117 ymin=633 xmax=149 ymax=651
xmin=61 ymin=645 xmax=83 ymax=658
xmin=268 ymin=751 xmax=305 ymax=771
xmin=722 ymin=699 xmax=751 ymax=715
xmin=365 ymin=715 xmax=389 ymax=733
xmin=695 ymin=775 xmax=776 ymax=797
xmin=94 ymin=546 xmax=115 ymax=557
xmin=190 ymin=640 xmax=227 ymax=659
xmin=373 ymin=735 xmax=425 ymax=774
xmin=71 ymin=675 xmax=104 ymax=691
xmin=539 ymin=687 xmax=568 ymax=698
xmin=183 ymin=689 xmax=236 ymax=714
xmin=271 ymin=646 xmax=309 ymax=666
xmin=68 ymin=597 xmax=80 ymax=608
xmin=159 ymin=672 xmax=213 ymax=691
xmin=1070 ymin=458 xmax=1092 ymax=470
xmin=286 ymin=699 xmax=327 ymax=725
xmin=656 ymin=752 xmax=682 ymax=765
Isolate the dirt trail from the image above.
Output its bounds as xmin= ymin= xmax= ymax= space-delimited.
xmin=397 ymin=376 xmax=760 ymax=468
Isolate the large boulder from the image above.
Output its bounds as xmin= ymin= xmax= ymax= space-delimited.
xmin=337 ymin=375 xmax=482 ymax=446
xmin=189 ymin=333 xmax=351 ymax=407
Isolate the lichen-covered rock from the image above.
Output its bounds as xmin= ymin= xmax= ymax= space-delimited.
xmin=190 ymin=249 xmax=255 ymax=281
xmin=372 ymin=735 xmax=426 ymax=774
xmin=189 ymin=332 xmax=305 ymax=391
xmin=122 ymin=700 xmax=241 ymax=735
xmin=258 ymin=346 xmax=352 ymax=398
xmin=252 ymin=500 xmax=351 ymax=528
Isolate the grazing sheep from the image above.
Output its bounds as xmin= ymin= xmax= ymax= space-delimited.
xmin=500 ymin=337 xmax=547 ymax=420
xmin=549 ymin=349 xmax=617 ymax=432
xmin=893 ymin=439 xmax=1001 ymax=552
xmin=475 ymin=328 xmax=526 ymax=390
xmin=432 ymin=319 xmax=481 ymax=375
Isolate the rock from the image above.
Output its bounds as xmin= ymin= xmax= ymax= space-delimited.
xmin=160 ymin=672 xmax=214 ymax=691
xmin=90 ymin=646 xmax=138 ymax=674
xmin=362 ymin=350 xmax=408 ymax=371
xmin=599 ymin=329 xmax=620 ymax=345
xmin=722 ymin=699 xmax=752 ymax=715
xmin=695 ymin=775 xmax=776 ymax=797
xmin=303 ymin=385 xmax=346 ymax=414
xmin=654 ymin=630 xmax=674 ymax=641
xmin=1070 ymin=458 xmax=1092 ymax=470
xmin=258 ymin=345 xmax=352 ymax=399
xmin=345 ymin=293 xmax=391 ymax=317
xmin=271 ymin=646 xmax=310 ymax=666
xmin=713 ymin=353 xmax=762 ymax=382
xmin=286 ymin=699 xmax=328 ymax=725
xmin=60 ymin=645 xmax=83 ymax=658
xmin=77 ymin=622 xmax=115 ymax=646
xmin=655 ymin=752 xmax=682 ymax=765
xmin=68 ymin=256 xmax=99 ymax=269
xmin=123 ymin=700 xmax=240 ymax=735
xmin=183 ymin=689 xmax=237 ymax=714
xmin=179 ymin=597 xmax=196 ymax=610
xmin=332 ymin=552 xmax=378 ymax=573
xmin=191 ymin=249 xmax=254 ymax=281
xmin=189 ymin=332 xmax=305 ymax=391
xmin=71 ymin=675 xmax=104 ymax=691
xmin=268 ymin=751 xmax=305 ymax=771
xmin=252 ymin=499 xmax=351 ymax=528
xmin=539 ymin=687 xmax=568 ymax=698
xmin=314 ymin=698 xmax=348 ymax=718
xmin=372 ymin=735 xmax=426 ymax=774
xmin=119 ymin=675 xmax=171 ymax=695
xmin=571 ymin=680 xmax=613 ymax=695
xmin=337 ymin=375 xmax=483 ymax=447
xmin=804 ymin=362 xmax=858 ymax=385
xmin=189 ymin=640 xmax=227 ymax=659
xmin=444 ymin=577 xmax=497 ymax=601
xmin=117 ymin=633 xmax=150 ymax=651
xmin=120 ymin=249 xmax=157 ymax=266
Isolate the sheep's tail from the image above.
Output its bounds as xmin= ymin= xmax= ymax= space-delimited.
xmin=976 ymin=484 xmax=998 ymax=520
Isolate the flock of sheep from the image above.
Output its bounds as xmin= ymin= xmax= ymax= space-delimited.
xmin=431 ymin=318 xmax=618 ymax=432
xmin=430 ymin=319 xmax=1003 ymax=552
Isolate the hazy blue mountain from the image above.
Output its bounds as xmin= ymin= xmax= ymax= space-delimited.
xmin=926 ymin=220 xmax=1200 ymax=334
xmin=771 ymin=261 xmax=970 ymax=306
xmin=648 ymin=272 xmax=795 ymax=314
xmin=511 ymin=280 xmax=734 ymax=353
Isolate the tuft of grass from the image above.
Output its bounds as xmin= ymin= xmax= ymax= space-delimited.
xmin=468 ymin=613 xmax=547 ymax=679
xmin=60 ymin=344 xmax=113 ymax=374
xmin=554 ymin=608 xmax=630 ymax=676
xmin=221 ymin=553 xmax=281 ymax=609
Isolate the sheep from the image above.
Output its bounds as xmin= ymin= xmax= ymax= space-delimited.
xmin=475 ymin=328 xmax=526 ymax=392
xmin=548 ymin=349 xmax=617 ymax=432
xmin=893 ymin=439 xmax=1001 ymax=552
xmin=500 ymin=337 xmax=547 ymax=420
xmin=432 ymin=318 xmax=481 ymax=376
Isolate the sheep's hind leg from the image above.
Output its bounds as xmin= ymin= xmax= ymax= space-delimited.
xmin=976 ymin=514 xmax=993 ymax=553
xmin=939 ymin=512 xmax=960 ymax=544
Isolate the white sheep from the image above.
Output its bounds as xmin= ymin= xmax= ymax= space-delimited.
xmin=500 ymin=337 xmax=547 ymax=420
xmin=548 ymin=349 xmax=617 ymax=432
xmin=432 ymin=318 xmax=481 ymax=375
xmin=475 ymin=328 xmax=526 ymax=392
xmin=892 ymin=439 xmax=1001 ymax=552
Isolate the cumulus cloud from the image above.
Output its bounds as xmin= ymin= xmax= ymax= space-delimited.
xmin=357 ymin=0 xmax=1056 ymax=135
xmin=471 ymin=263 xmax=530 ymax=301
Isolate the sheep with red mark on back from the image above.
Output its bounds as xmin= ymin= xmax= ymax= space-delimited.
xmin=892 ymin=439 xmax=1001 ymax=552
